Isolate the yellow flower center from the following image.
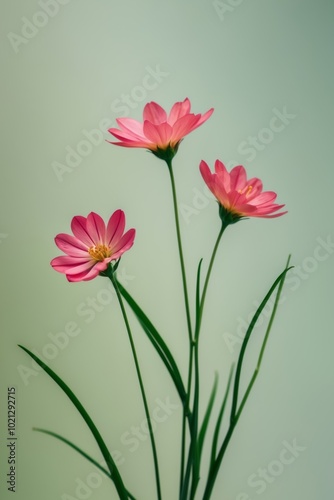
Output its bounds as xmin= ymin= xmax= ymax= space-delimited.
xmin=239 ymin=185 xmax=253 ymax=197
xmin=88 ymin=244 xmax=112 ymax=262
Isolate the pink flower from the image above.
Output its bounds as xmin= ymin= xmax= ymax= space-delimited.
xmin=51 ymin=211 xmax=135 ymax=282
xmin=200 ymin=160 xmax=287 ymax=225
xmin=107 ymin=98 xmax=214 ymax=160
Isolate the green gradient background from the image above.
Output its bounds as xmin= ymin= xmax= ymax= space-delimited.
xmin=1 ymin=1 xmax=333 ymax=499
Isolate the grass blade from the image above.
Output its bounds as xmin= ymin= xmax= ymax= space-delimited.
xmin=117 ymin=282 xmax=187 ymax=406
xmin=210 ymin=364 xmax=234 ymax=468
xmin=18 ymin=345 xmax=129 ymax=500
xmin=230 ymin=264 xmax=293 ymax=423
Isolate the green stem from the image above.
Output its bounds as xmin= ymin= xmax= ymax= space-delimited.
xmin=166 ymin=159 xmax=193 ymax=342
xmin=196 ymin=225 xmax=226 ymax=341
xmin=189 ymin=338 xmax=200 ymax=499
xmin=165 ymin=158 xmax=193 ymax=498
xmin=179 ymin=347 xmax=194 ymax=498
xmin=187 ymin=225 xmax=226 ymax=499
xmin=108 ymin=268 xmax=162 ymax=500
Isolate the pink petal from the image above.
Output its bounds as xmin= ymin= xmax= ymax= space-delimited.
xmin=67 ymin=272 xmax=96 ymax=282
xmin=106 ymin=139 xmax=154 ymax=149
xmin=227 ymin=188 xmax=250 ymax=208
xmin=71 ymin=216 xmax=95 ymax=247
xmin=254 ymin=203 xmax=286 ymax=214
xmin=86 ymin=212 xmax=106 ymax=244
xmin=66 ymin=260 xmax=111 ymax=282
xmin=214 ymin=160 xmax=229 ymax=175
xmin=200 ymin=160 xmax=215 ymax=193
xmin=54 ymin=234 xmax=88 ymax=257
xmin=106 ymin=210 xmax=125 ymax=247
xmin=111 ymin=228 xmax=136 ymax=259
xmin=253 ymin=209 xmax=287 ymax=218
xmin=195 ymin=108 xmax=214 ymax=127
xmin=67 ymin=267 xmax=99 ymax=282
xmin=232 ymin=203 xmax=258 ymax=215
xmin=51 ymin=255 xmax=93 ymax=274
xmin=143 ymin=101 xmax=167 ymax=125
xmin=115 ymin=118 xmax=145 ymax=138
xmin=245 ymin=178 xmax=263 ymax=198
xmin=64 ymin=262 xmax=96 ymax=276
xmin=250 ymin=191 xmax=277 ymax=205
xmin=215 ymin=160 xmax=231 ymax=191
xmin=170 ymin=114 xmax=200 ymax=143
xmin=230 ymin=166 xmax=247 ymax=191
xmin=108 ymin=128 xmax=142 ymax=142
xmin=168 ymin=98 xmax=191 ymax=125
xmin=143 ymin=121 xmax=173 ymax=147
xmin=200 ymin=163 xmax=231 ymax=209
xmin=212 ymin=181 xmax=232 ymax=208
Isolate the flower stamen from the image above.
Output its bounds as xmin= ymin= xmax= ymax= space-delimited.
xmin=88 ymin=244 xmax=112 ymax=262
xmin=239 ymin=185 xmax=253 ymax=196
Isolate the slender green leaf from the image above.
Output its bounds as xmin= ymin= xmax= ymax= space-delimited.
xmin=18 ymin=346 xmax=129 ymax=500
xmin=117 ymin=281 xmax=187 ymax=406
xmin=180 ymin=430 xmax=195 ymax=500
xmin=230 ymin=265 xmax=293 ymax=422
xmin=190 ymin=352 xmax=200 ymax=499
xmin=235 ymin=255 xmax=292 ymax=420
xmin=210 ymin=364 xmax=234 ymax=469
xmin=195 ymin=258 xmax=203 ymax=322
xmin=203 ymin=258 xmax=292 ymax=500
xmin=33 ymin=430 xmax=138 ymax=500
xmin=33 ymin=428 xmax=111 ymax=477
xmin=110 ymin=274 xmax=162 ymax=500
xmin=198 ymin=372 xmax=218 ymax=464
xmin=188 ymin=369 xmax=219 ymax=495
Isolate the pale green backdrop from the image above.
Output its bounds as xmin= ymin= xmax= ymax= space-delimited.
xmin=1 ymin=0 xmax=333 ymax=499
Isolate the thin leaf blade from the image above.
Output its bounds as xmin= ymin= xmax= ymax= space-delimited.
xmin=230 ymin=265 xmax=293 ymax=422
xmin=18 ymin=346 xmax=128 ymax=500
xmin=117 ymin=281 xmax=187 ymax=405
xmin=197 ymin=372 xmax=219 ymax=469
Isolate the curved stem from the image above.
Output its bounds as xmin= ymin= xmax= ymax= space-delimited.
xmin=166 ymin=159 xmax=193 ymax=342
xmin=109 ymin=269 xmax=162 ymax=500
xmin=179 ymin=346 xmax=194 ymax=498
xmin=189 ymin=338 xmax=200 ymax=499
xmin=186 ymin=225 xmax=226 ymax=499
xmin=165 ymin=159 xmax=193 ymax=498
xmin=180 ymin=226 xmax=227 ymax=499
xmin=196 ymin=225 xmax=226 ymax=341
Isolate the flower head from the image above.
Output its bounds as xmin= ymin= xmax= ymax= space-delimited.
xmin=200 ymin=160 xmax=287 ymax=226
xmin=108 ymin=98 xmax=214 ymax=161
xmin=51 ymin=211 xmax=135 ymax=282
